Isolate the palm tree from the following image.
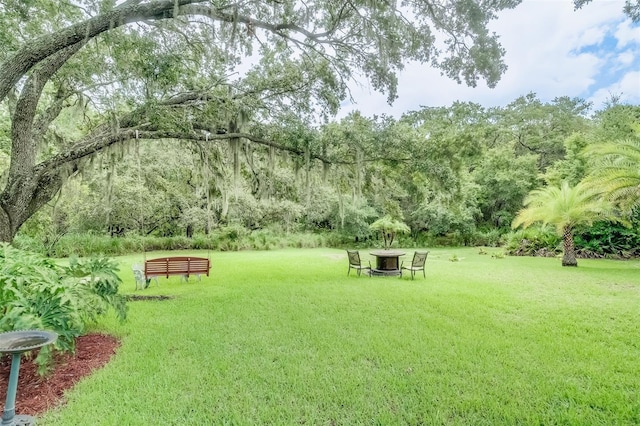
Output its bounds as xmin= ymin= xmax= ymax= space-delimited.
xmin=512 ymin=181 xmax=613 ymax=266
xmin=585 ymin=133 xmax=640 ymax=214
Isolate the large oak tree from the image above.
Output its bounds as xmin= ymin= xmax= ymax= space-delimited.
xmin=0 ymin=0 xmax=580 ymax=242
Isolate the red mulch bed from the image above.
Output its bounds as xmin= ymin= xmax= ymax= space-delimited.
xmin=0 ymin=333 xmax=119 ymax=416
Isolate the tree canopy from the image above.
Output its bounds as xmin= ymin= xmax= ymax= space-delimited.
xmin=0 ymin=0 xmax=526 ymax=242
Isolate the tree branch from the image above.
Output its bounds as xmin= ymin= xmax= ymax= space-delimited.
xmin=32 ymin=84 xmax=73 ymax=138
xmin=9 ymin=41 xmax=85 ymax=177
xmin=0 ymin=0 xmax=206 ymax=102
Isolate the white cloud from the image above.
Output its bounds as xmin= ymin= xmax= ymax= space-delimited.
xmin=589 ymin=71 xmax=640 ymax=109
xmin=338 ymin=0 xmax=635 ymax=119
xmin=614 ymin=50 xmax=635 ymax=67
xmin=575 ymin=26 xmax=608 ymax=49
xmin=614 ymin=19 xmax=640 ymax=48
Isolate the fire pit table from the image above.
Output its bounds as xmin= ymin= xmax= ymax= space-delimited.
xmin=369 ymin=250 xmax=405 ymax=276
xmin=0 ymin=330 xmax=57 ymax=426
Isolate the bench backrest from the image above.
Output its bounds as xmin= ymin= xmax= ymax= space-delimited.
xmin=145 ymin=257 xmax=210 ymax=278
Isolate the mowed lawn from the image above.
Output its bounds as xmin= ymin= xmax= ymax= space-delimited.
xmin=40 ymin=248 xmax=640 ymax=425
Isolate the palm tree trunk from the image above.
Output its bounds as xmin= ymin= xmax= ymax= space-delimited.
xmin=562 ymin=225 xmax=578 ymax=267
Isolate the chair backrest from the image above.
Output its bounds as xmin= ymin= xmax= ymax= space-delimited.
xmin=412 ymin=251 xmax=429 ymax=267
xmin=347 ymin=250 xmax=361 ymax=266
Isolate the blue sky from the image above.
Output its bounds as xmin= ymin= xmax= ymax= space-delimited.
xmin=338 ymin=0 xmax=640 ymax=119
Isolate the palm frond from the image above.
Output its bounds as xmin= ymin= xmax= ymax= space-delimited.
xmin=585 ymin=135 xmax=640 ymax=211
xmin=512 ymin=181 xmax=613 ymax=233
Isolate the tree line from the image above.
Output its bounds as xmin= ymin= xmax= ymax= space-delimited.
xmin=0 ymin=1 xmax=638 ymax=256
xmin=7 ymin=94 xmax=640 ymax=258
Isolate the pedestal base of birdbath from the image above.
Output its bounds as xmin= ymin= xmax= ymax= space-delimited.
xmin=2 ymin=415 xmax=35 ymax=426
xmin=0 ymin=331 xmax=57 ymax=426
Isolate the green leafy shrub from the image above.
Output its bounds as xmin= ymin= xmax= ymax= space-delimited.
xmin=574 ymin=220 xmax=640 ymax=258
xmin=0 ymin=245 xmax=127 ymax=371
xmin=505 ymin=219 xmax=640 ymax=259
xmin=503 ymin=226 xmax=561 ymax=257
xmin=433 ymin=232 xmax=466 ymax=247
xmin=65 ymin=256 xmax=128 ymax=322
xmin=216 ymin=224 xmax=251 ymax=242
xmin=470 ymin=229 xmax=504 ymax=247
xmin=0 ymin=247 xmax=84 ymax=352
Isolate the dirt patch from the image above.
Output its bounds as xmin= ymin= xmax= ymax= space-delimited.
xmin=126 ymin=294 xmax=174 ymax=301
xmin=0 ymin=333 xmax=119 ymax=416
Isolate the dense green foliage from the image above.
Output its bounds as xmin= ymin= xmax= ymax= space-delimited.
xmin=0 ymin=245 xmax=127 ymax=370
xmin=13 ymin=228 xmax=338 ymax=257
xmin=39 ymin=248 xmax=640 ymax=424
xmin=9 ymin=99 xmax=638 ymax=258
xmin=575 ymin=217 xmax=640 ymax=258
xmin=503 ymin=226 xmax=562 ymax=257
xmin=0 ymin=0 xmax=637 ymax=252
xmin=0 ymin=0 xmax=637 ymax=253
xmin=0 ymin=0 xmax=528 ymax=243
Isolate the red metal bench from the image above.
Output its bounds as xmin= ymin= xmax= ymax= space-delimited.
xmin=144 ymin=256 xmax=211 ymax=282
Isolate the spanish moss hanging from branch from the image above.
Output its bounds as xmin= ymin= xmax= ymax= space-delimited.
xmin=230 ymin=137 xmax=240 ymax=199
xmin=203 ymin=147 xmax=213 ymax=234
xmin=268 ymin=145 xmax=276 ymax=199
xmin=354 ymin=147 xmax=363 ymax=201
xmin=135 ymin=133 xmax=144 ymax=235
xmin=305 ymin=144 xmax=311 ymax=206
xmin=321 ymin=140 xmax=329 ymax=183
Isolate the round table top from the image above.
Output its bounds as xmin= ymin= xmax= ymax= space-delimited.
xmin=370 ymin=250 xmax=406 ymax=257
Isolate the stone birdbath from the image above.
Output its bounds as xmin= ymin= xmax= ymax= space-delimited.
xmin=0 ymin=330 xmax=57 ymax=426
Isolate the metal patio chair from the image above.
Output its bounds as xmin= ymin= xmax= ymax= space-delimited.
xmin=346 ymin=250 xmax=371 ymax=277
xmin=401 ymin=251 xmax=429 ymax=280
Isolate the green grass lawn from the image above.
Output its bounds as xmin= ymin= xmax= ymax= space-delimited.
xmin=40 ymin=248 xmax=640 ymax=425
